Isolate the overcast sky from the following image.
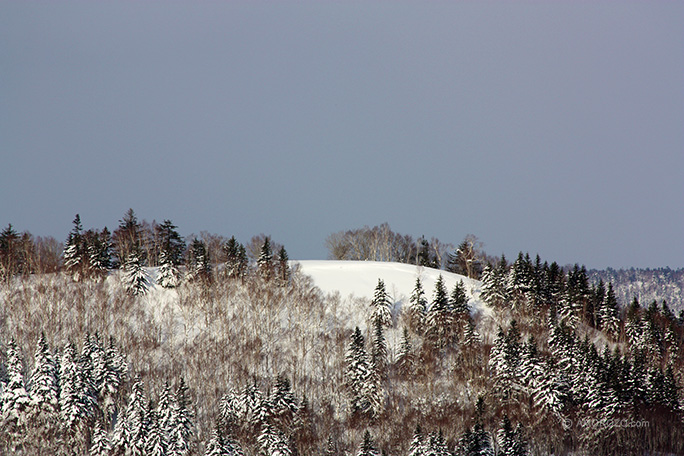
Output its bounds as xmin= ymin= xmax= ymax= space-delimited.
xmin=1 ymin=2 xmax=683 ymax=269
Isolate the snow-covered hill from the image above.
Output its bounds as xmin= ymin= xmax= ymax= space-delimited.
xmin=293 ymin=260 xmax=488 ymax=318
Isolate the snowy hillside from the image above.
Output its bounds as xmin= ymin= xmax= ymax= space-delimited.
xmin=294 ymin=260 xmax=488 ymax=319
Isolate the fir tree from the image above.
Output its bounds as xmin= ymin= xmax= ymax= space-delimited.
xmin=155 ymin=219 xmax=186 ymax=267
xmin=90 ymin=420 xmax=113 ymax=456
xmin=370 ymin=317 xmax=388 ymax=379
xmin=258 ymin=237 xmax=274 ymax=280
xmin=145 ymin=401 xmax=168 ymax=456
xmin=277 ymin=246 xmax=290 ymax=283
xmin=425 ymin=275 xmax=454 ymax=347
xmin=257 ymin=422 xmax=292 ymax=456
xmin=28 ymin=333 xmax=59 ymax=412
xmin=370 ymin=279 xmax=392 ymax=328
xmin=158 ymin=249 xmax=182 ymax=288
xmin=64 ymin=214 xmax=85 ymax=280
xmin=123 ymin=251 xmax=150 ymax=296
xmin=357 ymin=431 xmax=380 ymax=456
xmin=188 ymin=238 xmax=212 ymax=283
xmin=345 ymin=327 xmax=372 ymax=417
xmin=1 ymin=339 xmax=30 ymax=425
xmin=396 ymin=326 xmax=414 ymax=374
xmin=407 ymin=277 xmax=427 ymax=333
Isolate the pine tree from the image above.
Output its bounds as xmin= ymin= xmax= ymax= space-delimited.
xmin=370 ymin=279 xmax=392 ymax=328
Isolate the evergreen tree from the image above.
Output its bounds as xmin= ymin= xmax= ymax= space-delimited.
xmin=145 ymin=401 xmax=168 ymax=456
xmin=425 ymin=275 xmax=454 ymax=347
xmin=408 ymin=425 xmax=425 ymax=456
xmin=158 ymin=249 xmax=182 ymax=288
xmin=171 ymin=377 xmax=194 ymax=456
xmin=600 ymin=282 xmax=621 ymax=339
xmin=90 ymin=420 xmax=113 ymax=456
xmin=370 ymin=279 xmax=392 ymax=328
xmin=407 ymin=277 xmax=428 ymax=333
xmin=396 ymin=327 xmax=414 ymax=374
xmin=416 ymin=236 xmax=435 ymax=268
xmin=224 ymin=237 xmax=248 ymax=279
xmin=1 ymin=339 xmax=30 ymax=425
xmin=112 ymin=208 xmax=143 ymax=268
xmin=64 ymin=214 xmax=86 ymax=279
xmin=28 ymin=333 xmax=59 ymax=412
xmin=357 ymin=431 xmax=380 ymax=456
xmin=258 ymin=237 xmax=274 ymax=279
xmin=344 ymin=327 xmax=372 ymax=417
xmin=188 ymin=238 xmax=212 ymax=283
xmin=271 ymin=374 xmax=299 ymax=432
xmin=155 ymin=219 xmax=186 ymax=267
xmin=451 ymin=280 xmax=470 ymax=315
xmin=123 ymin=251 xmax=150 ymax=296
xmin=277 ymin=246 xmax=290 ymax=283
xmin=257 ymin=422 xmax=292 ymax=456
xmin=370 ymin=317 xmax=388 ymax=379
xmin=496 ymin=416 xmax=527 ymax=456
xmin=0 ymin=224 xmax=22 ymax=280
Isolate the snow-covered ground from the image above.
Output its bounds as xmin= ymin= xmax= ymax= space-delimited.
xmin=293 ymin=260 xmax=487 ymax=317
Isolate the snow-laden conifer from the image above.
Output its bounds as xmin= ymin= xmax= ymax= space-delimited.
xmin=356 ymin=431 xmax=380 ymax=456
xmin=1 ymin=340 xmax=30 ymax=425
xmin=123 ymin=252 xmax=150 ymax=296
xmin=89 ymin=420 xmax=113 ymax=456
xmin=369 ymin=279 xmax=392 ymax=328
xmin=28 ymin=333 xmax=59 ymax=412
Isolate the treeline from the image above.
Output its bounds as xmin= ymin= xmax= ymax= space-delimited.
xmin=589 ymin=267 xmax=684 ymax=313
xmin=325 ymin=224 xmax=491 ymax=279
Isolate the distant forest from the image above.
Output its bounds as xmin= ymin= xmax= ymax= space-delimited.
xmin=1 ymin=212 xmax=684 ymax=455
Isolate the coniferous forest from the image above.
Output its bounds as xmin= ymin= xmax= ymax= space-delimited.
xmin=1 ymin=213 xmax=683 ymax=455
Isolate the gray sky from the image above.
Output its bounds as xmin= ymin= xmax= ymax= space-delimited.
xmin=2 ymin=1 xmax=683 ymax=269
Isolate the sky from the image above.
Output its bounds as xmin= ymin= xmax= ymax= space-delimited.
xmin=1 ymin=1 xmax=683 ymax=269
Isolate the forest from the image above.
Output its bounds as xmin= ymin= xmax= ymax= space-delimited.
xmin=1 ymin=213 xmax=683 ymax=455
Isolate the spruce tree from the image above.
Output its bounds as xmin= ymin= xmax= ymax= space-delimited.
xmin=407 ymin=277 xmax=428 ymax=333
xmin=123 ymin=250 xmax=150 ymax=296
xmin=28 ymin=333 xmax=59 ymax=412
xmin=425 ymin=275 xmax=454 ymax=347
xmin=277 ymin=246 xmax=290 ymax=283
xmin=345 ymin=327 xmax=372 ymax=416
xmin=258 ymin=237 xmax=274 ymax=280
xmin=370 ymin=279 xmax=392 ymax=328
xmin=357 ymin=431 xmax=380 ymax=456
